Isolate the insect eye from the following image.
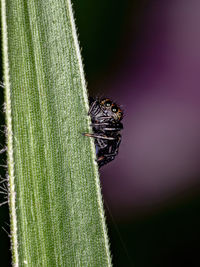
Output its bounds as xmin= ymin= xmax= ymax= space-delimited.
xmin=111 ymin=106 xmax=118 ymax=113
xmin=105 ymin=100 xmax=112 ymax=107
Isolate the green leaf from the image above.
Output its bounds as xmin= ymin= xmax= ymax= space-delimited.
xmin=1 ymin=0 xmax=112 ymax=266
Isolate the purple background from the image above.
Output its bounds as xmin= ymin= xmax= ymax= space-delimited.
xmin=97 ymin=0 xmax=200 ymax=218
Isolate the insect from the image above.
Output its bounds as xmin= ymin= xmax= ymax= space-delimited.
xmin=83 ymin=97 xmax=123 ymax=168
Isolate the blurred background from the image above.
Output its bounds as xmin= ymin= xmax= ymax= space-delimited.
xmin=1 ymin=0 xmax=200 ymax=266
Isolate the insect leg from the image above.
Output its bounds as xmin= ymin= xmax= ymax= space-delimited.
xmin=90 ymin=123 xmax=110 ymax=126
xmin=97 ymin=154 xmax=116 ymax=168
xmin=83 ymin=133 xmax=115 ymax=140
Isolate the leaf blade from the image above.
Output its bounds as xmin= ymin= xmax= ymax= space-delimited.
xmin=1 ymin=0 xmax=112 ymax=266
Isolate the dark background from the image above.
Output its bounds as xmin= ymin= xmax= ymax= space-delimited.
xmin=1 ymin=0 xmax=200 ymax=266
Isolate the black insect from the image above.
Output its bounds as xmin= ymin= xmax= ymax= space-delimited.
xmin=83 ymin=97 xmax=123 ymax=168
